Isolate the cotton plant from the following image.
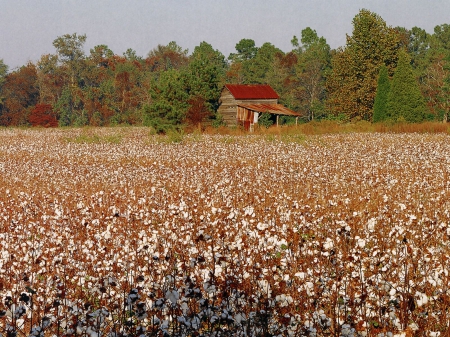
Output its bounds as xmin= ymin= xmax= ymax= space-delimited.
xmin=1 ymin=130 xmax=450 ymax=335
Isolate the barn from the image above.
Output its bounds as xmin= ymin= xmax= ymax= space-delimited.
xmin=217 ymin=84 xmax=301 ymax=131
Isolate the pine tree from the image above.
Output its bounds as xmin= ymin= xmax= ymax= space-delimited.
xmin=387 ymin=50 xmax=427 ymax=122
xmin=373 ymin=65 xmax=390 ymax=122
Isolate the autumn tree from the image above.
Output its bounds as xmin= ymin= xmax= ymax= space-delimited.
xmin=0 ymin=64 xmax=39 ymax=126
xmin=28 ymin=103 xmax=58 ymax=127
xmin=266 ymin=51 xmax=298 ymax=111
xmin=387 ymin=50 xmax=426 ymax=122
xmin=373 ymin=65 xmax=391 ymax=122
xmin=146 ymin=41 xmax=189 ymax=74
xmin=326 ymin=9 xmax=401 ymax=120
xmin=185 ymin=95 xmax=211 ymax=127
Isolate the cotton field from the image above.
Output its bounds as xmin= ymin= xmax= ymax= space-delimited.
xmin=1 ymin=128 xmax=450 ymax=337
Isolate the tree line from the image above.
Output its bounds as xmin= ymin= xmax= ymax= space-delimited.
xmin=0 ymin=9 xmax=449 ymax=129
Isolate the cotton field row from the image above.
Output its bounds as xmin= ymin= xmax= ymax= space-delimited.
xmin=1 ymin=128 xmax=450 ymax=337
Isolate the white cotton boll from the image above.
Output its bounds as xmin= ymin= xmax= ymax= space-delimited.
xmin=256 ymin=222 xmax=268 ymax=230
xmin=305 ymin=282 xmax=314 ymax=296
xmin=180 ymin=302 xmax=189 ymax=315
xmin=367 ymin=218 xmax=376 ymax=232
xmin=323 ymin=238 xmax=333 ymax=250
xmin=234 ymin=313 xmax=246 ymax=325
xmin=295 ymin=272 xmax=305 ymax=279
xmin=275 ymin=294 xmax=285 ymax=302
xmin=428 ymin=277 xmax=437 ymax=287
xmin=357 ymin=238 xmax=366 ymax=249
xmin=408 ymin=322 xmax=419 ymax=331
xmin=165 ymin=289 xmax=179 ymax=304
xmin=416 ymin=292 xmax=428 ymax=307
xmin=214 ymin=266 xmax=222 ymax=277
xmin=191 ymin=316 xmax=201 ymax=329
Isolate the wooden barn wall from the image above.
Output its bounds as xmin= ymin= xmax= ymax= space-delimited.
xmin=217 ymin=88 xmax=277 ymax=126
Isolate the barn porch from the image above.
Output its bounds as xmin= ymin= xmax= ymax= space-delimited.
xmin=237 ymin=103 xmax=301 ymax=131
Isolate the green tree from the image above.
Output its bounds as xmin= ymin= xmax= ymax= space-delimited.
xmin=144 ymin=68 xmax=189 ymax=132
xmin=373 ymin=65 xmax=391 ymax=122
xmin=227 ymin=40 xmax=282 ymax=84
xmin=387 ymin=50 xmax=426 ymax=122
xmin=53 ymin=33 xmax=88 ymax=125
xmin=35 ymin=54 xmax=62 ymax=106
xmin=433 ymin=24 xmax=450 ymax=50
xmin=0 ymin=59 xmax=8 ymax=111
xmin=407 ymin=26 xmax=431 ymax=71
xmin=421 ymin=25 xmax=450 ymax=122
xmin=186 ymin=41 xmax=227 ymax=114
xmin=228 ymin=39 xmax=258 ymax=62
xmin=246 ymin=42 xmax=283 ymax=84
xmin=0 ymin=59 xmax=7 ymax=87
xmin=326 ymin=9 xmax=401 ymax=120
xmin=294 ymin=27 xmax=331 ymax=120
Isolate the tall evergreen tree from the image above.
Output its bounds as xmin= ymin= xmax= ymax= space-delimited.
xmin=373 ymin=65 xmax=390 ymax=122
xmin=387 ymin=50 xmax=426 ymax=122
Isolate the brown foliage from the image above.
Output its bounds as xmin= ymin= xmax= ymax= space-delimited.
xmin=0 ymin=64 xmax=39 ymax=126
xmin=28 ymin=104 xmax=58 ymax=127
xmin=185 ymin=95 xmax=211 ymax=127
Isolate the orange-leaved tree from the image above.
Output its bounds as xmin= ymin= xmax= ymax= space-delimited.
xmin=28 ymin=103 xmax=58 ymax=127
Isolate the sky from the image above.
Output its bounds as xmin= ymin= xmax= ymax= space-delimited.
xmin=1 ymin=0 xmax=450 ymax=70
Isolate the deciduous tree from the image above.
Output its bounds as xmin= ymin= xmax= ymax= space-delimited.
xmin=294 ymin=28 xmax=331 ymax=120
xmin=326 ymin=9 xmax=401 ymax=120
xmin=53 ymin=33 xmax=88 ymax=125
xmin=28 ymin=103 xmax=58 ymax=127
xmin=0 ymin=64 xmax=39 ymax=126
xmin=0 ymin=59 xmax=8 ymax=111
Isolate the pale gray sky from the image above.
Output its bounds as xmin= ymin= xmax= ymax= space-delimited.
xmin=1 ymin=0 xmax=449 ymax=70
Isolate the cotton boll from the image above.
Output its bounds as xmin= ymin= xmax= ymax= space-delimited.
xmin=165 ymin=289 xmax=179 ymax=304
xmin=357 ymin=238 xmax=366 ymax=249
xmin=323 ymin=238 xmax=333 ymax=250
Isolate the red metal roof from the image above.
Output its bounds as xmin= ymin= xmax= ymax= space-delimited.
xmin=225 ymin=84 xmax=279 ymax=99
xmin=238 ymin=103 xmax=301 ymax=117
